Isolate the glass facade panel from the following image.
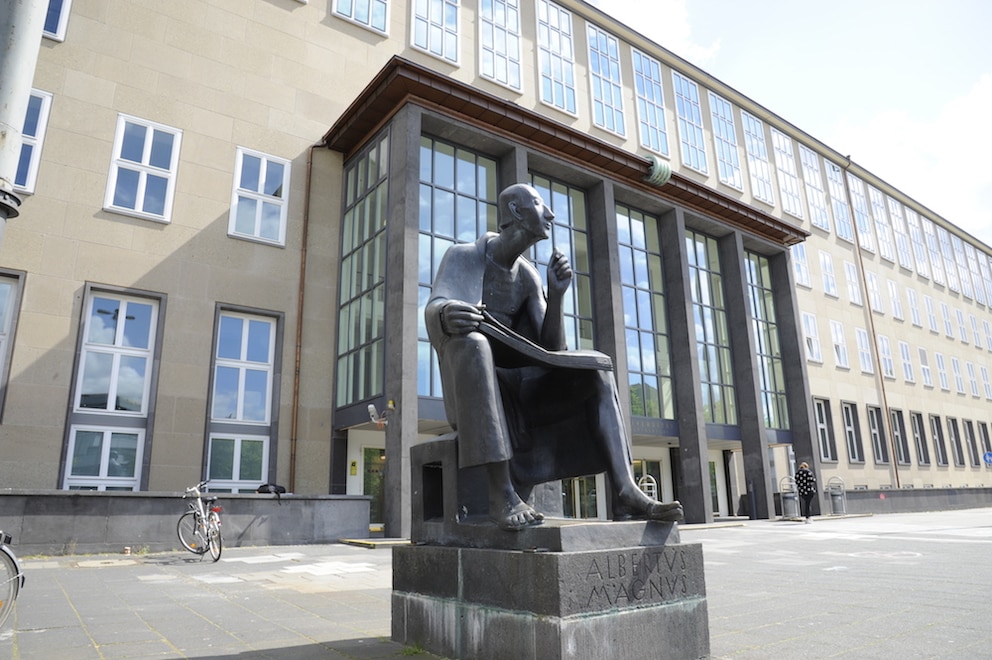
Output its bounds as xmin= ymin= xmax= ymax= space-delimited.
xmin=746 ymin=252 xmax=788 ymax=430
xmin=632 ymin=49 xmax=668 ymax=155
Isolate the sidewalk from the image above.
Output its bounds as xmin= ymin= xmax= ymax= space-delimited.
xmin=1 ymin=508 xmax=991 ymax=658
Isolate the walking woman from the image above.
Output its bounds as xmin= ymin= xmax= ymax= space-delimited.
xmin=795 ymin=462 xmax=817 ymax=523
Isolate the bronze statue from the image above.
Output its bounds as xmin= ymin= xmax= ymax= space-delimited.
xmin=425 ymin=183 xmax=684 ymax=530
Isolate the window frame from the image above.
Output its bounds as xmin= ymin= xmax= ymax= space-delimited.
xmin=43 ymin=0 xmax=73 ymax=42
xmin=535 ymin=0 xmax=577 ymax=115
xmin=813 ymin=398 xmax=837 ymax=462
xmin=479 ymin=0 xmax=522 ymax=91
xmin=708 ymin=92 xmax=743 ymax=190
xmin=14 ymin=89 xmax=53 ymax=194
xmin=0 ymin=270 xmax=25 ymax=421
xmin=412 ymin=0 xmax=460 ymax=64
xmin=671 ymin=71 xmax=708 ymax=174
xmin=631 ymin=48 xmax=669 ymax=156
xmin=740 ymin=110 xmax=775 ymax=206
xmin=586 ymin=23 xmax=625 ymax=136
xmin=103 ymin=114 xmax=183 ymax=223
xmin=206 ymin=432 xmax=271 ymax=493
xmin=841 ymin=401 xmax=865 ymax=464
xmin=63 ymin=426 xmax=145 ymax=491
xmin=333 ymin=0 xmax=389 ymax=34
xmin=228 ymin=147 xmax=291 ymax=246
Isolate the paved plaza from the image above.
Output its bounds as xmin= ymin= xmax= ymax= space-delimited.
xmin=1 ymin=507 xmax=991 ymax=658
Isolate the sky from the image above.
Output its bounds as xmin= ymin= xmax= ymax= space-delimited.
xmin=586 ymin=0 xmax=992 ymax=248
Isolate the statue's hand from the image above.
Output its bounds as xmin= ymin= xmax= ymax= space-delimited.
xmin=440 ymin=301 xmax=484 ymax=335
xmin=547 ymin=248 xmax=572 ymax=296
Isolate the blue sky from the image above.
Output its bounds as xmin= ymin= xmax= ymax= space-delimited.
xmin=587 ymin=0 xmax=992 ymax=248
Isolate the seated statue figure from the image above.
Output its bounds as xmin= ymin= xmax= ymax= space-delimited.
xmin=425 ymin=182 xmax=684 ymax=531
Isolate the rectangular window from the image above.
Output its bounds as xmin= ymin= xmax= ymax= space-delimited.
xmin=868 ymin=185 xmax=896 ymax=263
xmin=64 ymin=428 xmax=144 ymax=491
xmin=891 ymin=410 xmax=910 ymax=465
xmin=709 ymin=93 xmax=742 ymax=189
xmin=966 ymin=362 xmax=979 ymax=397
xmin=899 ymin=341 xmax=914 ymax=383
xmin=208 ymin=310 xmax=278 ymax=492
xmin=951 ymin=357 xmax=965 ymax=394
xmin=866 ymin=272 xmax=883 ymax=313
xmin=104 ymin=114 xmax=182 ymax=222
xmin=229 ymin=148 xmax=290 ymax=246
xmin=618 ymin=205 xmax=674 ymax=420
xmin=937 ymin=226 xmax=959 ymax=292
xmin=963 ymin=420 xmax=981 ymax=467
xmin=924 ymin=295 xmax=938 ymax=332
xmin=813 ymin=398 xmax=837 ymax=461
xmin=799 ymin=146 xmax=830 ymax=232
xmin=746 ymin=252 xmax=789 ymax=430
xmin=801 ymin=312 xmax=822 ymax=362
xmin=0 ymin=272 xmax=25 ymax=418
xmin=14 ymin=89 xmax=53 ymax=194
xmin=887 ymin=280 xmax=902 ymax=320
xmin=844 ymin=262 xmax=862 ymax=306
xmin=947 ymin=418 xmax=965 ymax=467
xmin=903 ymin=206 xmax=929 ymax=278
xmin=847 ymin=174 xmax=875 ymax=252
xmin=877 ymin=335 xmax=894 ymax=379
xmin=334 ymin=0 xmax=388 ymax=33
xmin=955 ymin=309 xmax=968 ymax=344
xmin=911 ymin=412 xmax=930 ymax=466
xmin=920 ymin=218 xmax=945 ymax=286
xmin=826 ymin=161 xmax=854 ymax=242
xmin=791 ymin=243 xmax=811 ymax=287
xmin=631 ymin=49 xmax=669 ymax=155
xmin=771 ymin=128 xmax=804 ymax=218
xmin=970 ymin=315 xmax=981 ymax=346
xmin=867 ymin=406 xmax=889 ymax=464
xmin=855 ymin=327 xmax=873 ymax=374
xmin=413 ymin=0 xmax=459 ymax=62
xmin=842 ymin=402 xmax=865 ymax=463
xmin=586 ymin=24 xmax=625 ymax=135
xmin=919 ymin=347 xmax=932 ymax=387
xmin=931 ymin=415 xmax=948 ymax=466
xmin=935 ymin=352 xmax=949 ymax=391
xmin=740 ymin=111 xmax=774 ymax=205
xmin=687 ymin=229 xmax=735 ymax=424
xmin=417 ymin=136 xmax=498 ymax=398
xmin=982 ymin=366 xmax=992 ymax=400
xmin=906 ymin=288 xmax=921 ymax=327
xmin=340 ymin=133 xmax=390 ymax=405
xmin=830 ymin=320 xmax=848 ymax=368
xmin=941 ymin=303 xmax=954 ymax=338
xmin=536 ymin=0 xmax=576 ymax=114
xmin=980 ymin=252 xmax=992 ymax=306
xmin=979 ymin=423 xmax=992 ymax=465
xmin=984 ymin=320 xmax=992 ymax=351
xmin=952 ymin=235 xmax=973 ymax=300
xmin=480 ymin=0 xmax=521 ymax=90
xmin=965 ymin=244 xmax=986 ymax=306
xmin=43 ymin=0 xmax=72 ymax=41
xmin=819 ymin=251 xmax=837 ymax=297
xmin=672 ymin=72 xmax=708 ymax=173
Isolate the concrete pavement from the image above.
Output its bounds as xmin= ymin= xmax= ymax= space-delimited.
xmin=1 ymin=508 xmax=991 ymax=658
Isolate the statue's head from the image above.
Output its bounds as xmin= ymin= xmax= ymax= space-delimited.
xmin=498 ymin=183 xmax=554 ymax=240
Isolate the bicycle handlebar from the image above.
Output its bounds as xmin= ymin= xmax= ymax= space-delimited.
xmin=183 ymin=480 xmax=210 ymax=496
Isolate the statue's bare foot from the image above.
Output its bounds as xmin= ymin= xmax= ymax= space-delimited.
xmin=491 ymin=500 xmax=544 ymax=532
xmin=614 ymin=487 xmax=684 ymax=522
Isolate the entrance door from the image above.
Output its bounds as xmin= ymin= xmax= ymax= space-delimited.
xmin=562 ymin=475 xmax=600 ymax=519
xmin=363 ymin=447 xmax=385 ymax=525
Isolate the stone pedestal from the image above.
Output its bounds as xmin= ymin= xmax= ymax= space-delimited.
xmin=392 ymin=438 xmax=710 ymax=659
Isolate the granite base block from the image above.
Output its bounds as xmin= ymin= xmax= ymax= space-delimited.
xmin=392 ymin=542 xmax=709 ymax=659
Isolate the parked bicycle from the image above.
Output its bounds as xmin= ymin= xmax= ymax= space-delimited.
xmin=0 ymin=530 xmax=25 ymax=630
xmin=177 ymin=481 xmax=223 ymax=562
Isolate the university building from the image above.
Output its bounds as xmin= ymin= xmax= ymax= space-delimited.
xmin=2 ymin=0 xmax=989 ymax=535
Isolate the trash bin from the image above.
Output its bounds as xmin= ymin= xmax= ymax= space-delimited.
xmin=779 ymin=476 xmax=798 ymax=519
xmin=826 ymin=476 xmax=846 ymax=515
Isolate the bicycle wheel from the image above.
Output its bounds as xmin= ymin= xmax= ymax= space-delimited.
xmin=0 ymin=548 xmax=20 ymax=630
xmin=206 ymin=517 xmax=222 ymax=562
xmin=177 ymin=512 xmax=207 ymax=554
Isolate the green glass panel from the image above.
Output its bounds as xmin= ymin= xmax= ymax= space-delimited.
xmin=209 ymin=438 xmax=235 ymax=480
xmin=71 ymin=431 xmax=103 ymax=476
xmin=240 ymin=440 xmax=264 ymax=481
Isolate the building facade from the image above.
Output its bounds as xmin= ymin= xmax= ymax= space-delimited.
xmin=2 ymin=0 xmax=989 ymax=535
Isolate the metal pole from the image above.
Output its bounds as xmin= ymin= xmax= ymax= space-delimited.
xmin=0 ymin=0 xmax=48 ymax=235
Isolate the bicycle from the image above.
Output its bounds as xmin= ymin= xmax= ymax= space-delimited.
xmin=0 ymin=530 xmax=25 ymax=630
xmin=177 ymin=481 xmax=223 ymax=562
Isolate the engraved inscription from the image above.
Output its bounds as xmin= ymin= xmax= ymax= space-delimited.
xmin=582 ymin=548 xmax=692 ymax=608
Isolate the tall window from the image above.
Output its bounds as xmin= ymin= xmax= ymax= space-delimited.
xmin=951 ymin=357 xmax=965 ymax=394
xmin=888 ymin=280 xmax=903 ymax=320
xmin=910 ymin=412 xmax=930 ymax=466
xmin=339 ymin=132 xmax=389 ymax=406
xmin=686 ymin=231 xmax=736 ymax=424
xmin=334 ymin=0 xmax=388 ymax=33
xmin=586 ymin=25 xmax=624 ymax=135
xmin=855 ymin=328 xmax=873 ymax=374
xmin=906 ymin=288 xmax=921 ymax=327
xmin=801 ymin=313 xmax=822 ymax=362
xmin=672 ymin=72 xmax=707 ymax=173
xmin=955 ymin=309 xmax=968 ymax=344
xmin=536 ymin=0 xmax=576 ymax=114
xmin=934 ymin=352 xmax=949 ymax=391
xmin=920 ymin=218 xmax=945 ymax=286
xmin=936 ymin=227 xmax=959 ymax=292
xmin=65 ymin=290 xmax=160 ymax=491
xmin=813 ymin=398 xmax=837 ymax=461
xmin=792 ymin=243 xmax=811 ymax=287
xmin=531 ymin=174 xmax=592 ymax=350
xmin=413 ymin=0 xmax=459 ymax=62
xmin=846 ymin=174 xmax=876 ymax=252
xmin=0 ymin=273 xmax=23 ymax=417
xmin=979 ymin=423 xmax=992 ymax=465
xmin=43 ymin=0 xmax=72 ymax=41
xmin=919 ymin=347 xmax=932 ymax=387
xmin=979 ymin=252 xmax=992 ymax=305
xmin=965 ymin=244 xmax=986 ymax=306
xmin=104 ymin=115 xmax=182 ymax=222
xmin=866 ymin=272 xmax=883 ymax=313
xmin=708 ymin=93 xmax=742 ymax=189
xmin=618 ymin=205 xmax=673 ymax=419
xmin=825 ymin=162 xmax=854 ymax=242
xmin=903 ymin=206 xmax=930 ymax=278
xmin=924 ymin=295 xmax=938 ymax=332
xmin=208 ymin=311 xmax=277 ymax=492
xmin=899 ymin=341 xmax=914 ymax=383
xmin=740 ymin=111 xmax=774 ymax=205
xmin=890 ymin=410 xmax=910 ymax=465
xmin=830 ymin=320 xmax=848 ymax=368
xmin=867 ymin=406 xmax=889 ymax=464
xmin=480 ymin=0 xmax=521 ymax=90
xmin=930 ymin=415 xmax=948 ymax=466
xmin=799 ymin=146 xmax=830 ymax=232
xmin=746 ymin=252 xmax=788 ymax=429
xmin=967 ymin=362 xmax=980 ymax=397
xmin=952 ymin=236 xmax=973 ymax=299
xmin=417 ymin=137 xmax=498 ymax=397
xmin=229 ymin=148 xmax=290 ymax=246
xmin=819 ymin=251 xmax=837 ymax=297
xmin=842 ymin=402 xmax=865 ymax=463
xmin=868 ymin=186 xmax=896 ymax=263
xmin=940 ymin=303 xmax=953 ymax=338
xmin=771 ymin=128 xmax=803 ymax=218
xmin=631 ymin=49 xmax=668 ymax=155
xmin=947 ymin=418 xmax=965 ymax=467
xmin=844 ymin=262 xmax=862 ymax=306
xmin=963 ymin=420 xmax=980 ymax=467
xmin=877 ymin=335 xmax=894 ymax=379
xmin=14 ymin=90 xmax=52 ymax=194
xmin=982 ymin=366 xmax=992 ymax=400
